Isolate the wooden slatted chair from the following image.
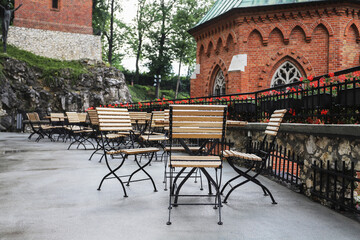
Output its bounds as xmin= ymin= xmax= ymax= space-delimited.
xmin=167 ymin=104 xmax=227 ymax=225
xmin=65 ymin=112 xmax=95 ymax=150
xmin=96 ymin=107 xmax=159 ymax=197
xmin=221 ymin=109 xmax=287 ymax=204
xmin=49 ymin=113 xmax=67 ymax=141
xmin=26 ymin=112 xmax=53 ymax=142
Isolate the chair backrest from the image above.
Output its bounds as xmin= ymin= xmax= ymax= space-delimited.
xmin=78 ymin=113 xmax=88 ymax=123
xmin=169 ymin=105 xmax=227 ymax=140
xmin=265 ymin=109 xmax=287 ymax=137
xmin=87 ymin=110 xmax=99 ymax=126
xmin=129 ymin=111 xmax=148 ymax=125
xmin=50 ymin=113 xmax=65 ymax=122
xmin=151 ymin=111 xmax=165 ymax=127
xmin=26 ymin=112 xmax=40 ymax=122
xmin=96 ymin=107 xmax=132 ymax=132
xmin=66 ymin=112 xmax=80 ymax=124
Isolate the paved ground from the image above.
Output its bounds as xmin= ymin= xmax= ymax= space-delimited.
xmin=0 ymin=132 xmax=359 ymax=240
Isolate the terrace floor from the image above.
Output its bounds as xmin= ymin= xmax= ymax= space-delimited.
xmin=0 ymin=132 xmax=359 ymax=240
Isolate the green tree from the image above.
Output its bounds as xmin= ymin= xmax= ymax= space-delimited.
xmin=143 ymin=0 xmax=176 ymax=98
xmin=127 ymin=0 xmax=155 ymax=86
xmin=93 ymin=0 xmax=128 ymax=66
xmin=171 ymin=0 xmax=214 ymax=98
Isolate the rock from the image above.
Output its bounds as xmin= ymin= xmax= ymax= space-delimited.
xmin=338 ymin=140 xmax=351 ymax=156
xmin=305 ymin=135 xmax=316 ymax=155
xmin=0 ymin=57 xmax=131 ymax=131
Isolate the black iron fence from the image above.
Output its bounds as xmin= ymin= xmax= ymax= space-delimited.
xmin=119 ymin=66 xmax=360 ymax=124
xmin=312 ymin=160 xmax=360 ymax=214
xmin=247 ymin=140 xmax=303 ymax=190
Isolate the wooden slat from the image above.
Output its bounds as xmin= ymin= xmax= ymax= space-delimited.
xmin=172 ymin=110 xmax=224 ymax=116
xmin=99 ymin=123 xmax=132 ymax=127
xmin=78 ymin=113 xmax=87 ymax=122
xmin=172 ymin=155 xmax=220 ymax=161
xmin=172 ymin=127 xmax=223 ymax=133
xmin=66 ymin=112 xmax=80 ymax=123
xmin=172 ymin=122 xmax=223 ymax=127
xmin=269 ymin=117 xmax=282 ymax=123
xmin=99 ymin=127 xmax=133 ymax=131
xmin=265 ymin=130 xmax=278 ymax=136
xmin=265 ymin=126 xmax=279 ymax=132
xmin=267 ymin=121 xmax=280 ymax=127
xmin=170 ymin=161 xmax=222 ymax=168
xmin=172 ymin=133 xmax=222 ymax=139
xmin=171 ymin=104 xmax=226 ymax=110
xmin=97 ymin=115 xmax=130 ymax=120
xmin=172 ymin=116 xmax=223 ymax=122
xmin=96 ymin=107 xmax=128 ymax=112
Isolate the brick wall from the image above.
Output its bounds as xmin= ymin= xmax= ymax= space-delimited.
xmin=13 ymin=0 xmax=93 ymax=34
xmin=190 ymin=2 xmax=360 ymax=98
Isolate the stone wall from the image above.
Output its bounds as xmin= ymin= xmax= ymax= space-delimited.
xmin=8 ymin=26 xmax=102 ymax=61
xmin=0 ymin=58 xmax=132 ymax=131
xmin=226 ymin=123 xmax=360 ymax=197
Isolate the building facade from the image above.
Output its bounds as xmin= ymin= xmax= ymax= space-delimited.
xmin=8 ymin=0 xmax=101 ymax=61
xmin=188 ymin=0 xmax=360 ymax=97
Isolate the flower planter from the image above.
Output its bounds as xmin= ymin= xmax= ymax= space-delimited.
xmin=303 ymin=93 xmax=332 ymax=109
xmin=234 ymin=102 xmax=256 ymax=113
xmin=337 ymin=88 xmax=360 ymax=106
xmin=276 ymin=98 xmax=302 ymax=110
xmin=260 ymin=100 xmax=276 ymax=112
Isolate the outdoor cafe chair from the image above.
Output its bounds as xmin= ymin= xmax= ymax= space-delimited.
xmin=96 ymin=107 xmax=159 ymax=197
xmin=26 ymin=112 xmax=54 ymax=142
xmin=166 ymin=104 xmax=227 ymax=225
xmin=221 ymin=109 xmax=287 ymax=204
xmin=65 ymin=112 xmax=95 ymax=150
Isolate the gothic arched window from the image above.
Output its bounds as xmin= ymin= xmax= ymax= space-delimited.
xmin=213 ymin=70 xmax=226 ymax=96
xmin=271 ymin=61 xmax=302 ymax=87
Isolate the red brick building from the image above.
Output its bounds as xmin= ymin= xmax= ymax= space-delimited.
xmin=188 ymin=0 xmax=360 ymax=97
xmin=9 ymin=0 xmax=101 ymax=61
xmin=14 ymin=0 xmax=93 ymax=34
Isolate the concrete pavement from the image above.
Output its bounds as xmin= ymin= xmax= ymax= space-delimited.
xmin=0 ymin=132 xmax=359 ymax=240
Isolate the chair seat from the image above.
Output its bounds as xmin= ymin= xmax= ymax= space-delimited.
xmin=74 ymin=129 xmax=93 ymax=134
xmin=141 ymin=135 xmax=169 ymax=141
xmin=98 ymin=133 xmax=126 ymax=139
xmin=170 ymin=155 xmax=221 ymax=168
xmin=164 ymin=146 xmax=205 ymax=152
xmin=107 ymin=147 xmax=159 ymax=155
xmin=223 ymin=150 xmax=262 ymax=161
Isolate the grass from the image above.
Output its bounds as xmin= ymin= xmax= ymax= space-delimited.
xmin=0 ymin=44 xmax=88 ymax=85
xmin=128 ymin=84 xmax=190 ymax=103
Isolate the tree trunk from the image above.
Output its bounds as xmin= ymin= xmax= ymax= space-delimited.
xmin=133 ymin=34 xmax=143 ymax=86
xmin=175 ymin=57 xmax=182 ymax=99
xmin=155 ymin=0 xmax=166 ymax=99
xmin=108 ymin=0 xmax=114 ymax=65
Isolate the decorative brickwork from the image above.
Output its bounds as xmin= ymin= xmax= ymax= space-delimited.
xmin=189 ymin=1 xmax=360 ymax=98
xmin=13 ymin=0 xmax=93 ymax=34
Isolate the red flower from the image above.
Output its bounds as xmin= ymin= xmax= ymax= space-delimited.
xmin=299 ymin=77 xmax=303 ymax=82
xmin=321 ymin=109 xmax=329 ymax=115
xmin=308 ymin=75 xmax=314 ymax=81
xmin=329 ymin=72 xmax=335 ymax=77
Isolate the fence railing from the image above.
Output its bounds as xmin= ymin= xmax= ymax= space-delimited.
xmin=247 ymin=140 xmax=303 ymax=190
xmin=120 ymin=66 xmax=360 ymax=124
xmin=312 ymin=160 xmax=360 ymax=214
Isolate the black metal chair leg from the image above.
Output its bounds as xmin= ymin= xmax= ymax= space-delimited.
xmin=173 ymin=168 xmax=196 ymax=206
xmin=97 ymin=155 xmax=128 ymax=197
